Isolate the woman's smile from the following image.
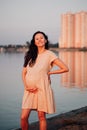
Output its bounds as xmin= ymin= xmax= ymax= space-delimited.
xmin=35 ymin=33 xmax=46 ymax=47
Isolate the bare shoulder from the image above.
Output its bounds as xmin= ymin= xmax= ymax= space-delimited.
xmin=22 ymin=66 xmax=27 ymax=72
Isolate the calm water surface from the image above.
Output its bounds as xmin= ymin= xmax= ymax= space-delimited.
xmin=0 ymin=51 xmax=87 ymax=130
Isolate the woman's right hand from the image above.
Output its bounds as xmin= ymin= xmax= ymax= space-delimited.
xmin=25 ymin=86 xmax=38 ymax=94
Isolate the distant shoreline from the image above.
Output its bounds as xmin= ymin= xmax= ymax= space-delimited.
xmin=0 ymin=47 xmax=87 ymax=53
xmin=50 ymin=47 xmax=87 ymax=52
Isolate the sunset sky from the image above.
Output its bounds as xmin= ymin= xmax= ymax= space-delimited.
xmin=0 ymin=0 xmax=87 ymax=45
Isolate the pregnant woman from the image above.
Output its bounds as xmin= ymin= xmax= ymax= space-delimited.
xmin=21 ymin=31 xmax=69 ymax=130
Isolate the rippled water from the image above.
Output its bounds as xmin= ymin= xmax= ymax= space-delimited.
xmin=0 ymin=51 xmax=87 ymax=130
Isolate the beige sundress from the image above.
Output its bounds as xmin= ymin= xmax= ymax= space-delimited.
xmin=22 ymin=50 xmax=58 ymax=114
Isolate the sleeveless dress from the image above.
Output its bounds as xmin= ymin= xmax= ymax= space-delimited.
xmin=22 ymin=50 xmax=58 ymax=114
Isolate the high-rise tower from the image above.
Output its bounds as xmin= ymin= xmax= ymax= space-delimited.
xmin=59 ymin=11 xmax=87 ymax=48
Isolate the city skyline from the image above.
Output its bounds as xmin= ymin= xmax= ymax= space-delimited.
xmin=0 ymin=0 xmax=87 ymax=45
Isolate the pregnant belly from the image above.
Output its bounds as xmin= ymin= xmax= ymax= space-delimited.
xmin=25 ymin=74 xmax=39 ymax=89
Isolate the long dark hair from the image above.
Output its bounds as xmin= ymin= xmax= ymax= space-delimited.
xmin=23 ymin=31 xmax=49 ymax=67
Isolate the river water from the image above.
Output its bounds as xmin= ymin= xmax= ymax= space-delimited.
xmin=0 ymin=51 xmax=87 ymax=130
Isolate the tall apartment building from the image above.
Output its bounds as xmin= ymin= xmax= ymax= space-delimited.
xmin=59 ymin=11 xmax=87 ymax=48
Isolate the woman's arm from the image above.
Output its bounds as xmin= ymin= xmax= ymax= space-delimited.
xmin=48 ymin=58 xmax=69 ymax=75
xmin=22 ymin=67 xmax=28 ymax=89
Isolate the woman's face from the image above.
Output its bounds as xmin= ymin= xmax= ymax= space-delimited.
xmin=34 ymin=33 xmax=47 ymax=47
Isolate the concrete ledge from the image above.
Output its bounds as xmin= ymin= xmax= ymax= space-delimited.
xmin=12 ymin=106 xmax=87 ymax=130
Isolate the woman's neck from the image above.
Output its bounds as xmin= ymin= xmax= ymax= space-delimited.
xmin=38 ymin=47 xmax=46 ymax=54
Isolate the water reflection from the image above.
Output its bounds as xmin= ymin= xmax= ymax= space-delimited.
xmin=59 ymin=51 xmax=87 ymax=89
